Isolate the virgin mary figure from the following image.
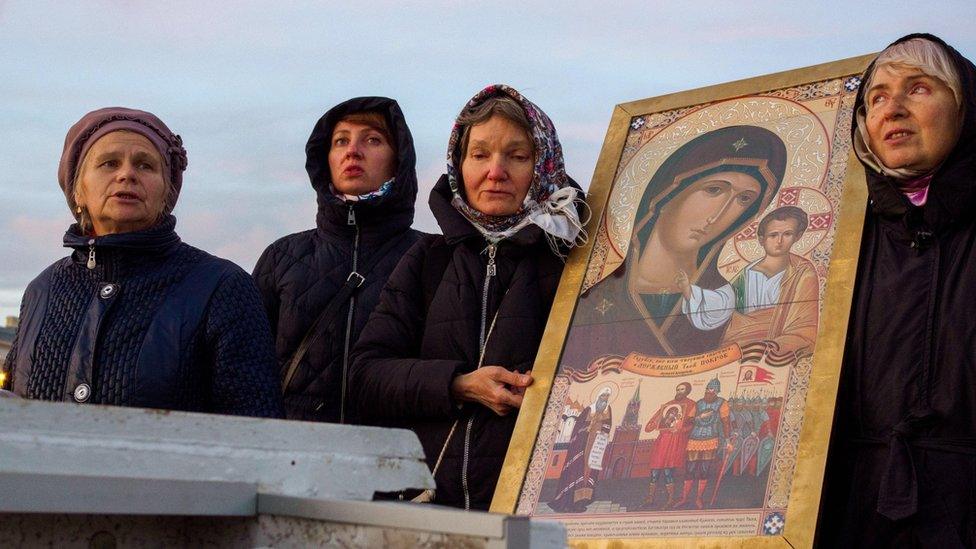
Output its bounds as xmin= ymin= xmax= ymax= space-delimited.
xmin=567 ymin=125 xmax=787 ymax=365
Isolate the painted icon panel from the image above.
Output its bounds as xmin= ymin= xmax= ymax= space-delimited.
xmin=492 ymin=55 xmax=874 ymax=547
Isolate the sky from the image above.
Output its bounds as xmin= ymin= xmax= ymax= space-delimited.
xmin=1 ymin=1 xmax=974 ymax=319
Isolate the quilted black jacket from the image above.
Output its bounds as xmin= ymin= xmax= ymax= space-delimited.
xmin=4 ymin=216 xmax=282 ymax=417
xmin=349 ymin=174 xmax=566 ymax=509
xmin=253 ymin=97 xmax=421 ymax=422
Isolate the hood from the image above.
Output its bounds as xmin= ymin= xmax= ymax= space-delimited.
xmin=852 ymin=33 xmax=976 ymax=229
xmin=305 ymin=97 xmax=417 ymax=236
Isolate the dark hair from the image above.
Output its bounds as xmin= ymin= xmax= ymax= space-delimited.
xmin=757 ymin=205 xmax=808 ymax=238
xmin=632 ymin=125 xmax=788 ymax=269
xmin=456 ymin=96 xmax=533 ymax=161
xmin=336 ymin=111 xmax=397 ymax=155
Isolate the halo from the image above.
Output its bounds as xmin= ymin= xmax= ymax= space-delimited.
xmin=587 ymin=96 xmax=830 ymax=288
xmin=589 ymin=381 xmax=620 ymax=405
xmin=719 ymin=186 xmax=833 ymax=271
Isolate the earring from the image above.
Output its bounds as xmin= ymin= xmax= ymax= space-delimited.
xmin=75 ymin=206 xmax=82 ymax=214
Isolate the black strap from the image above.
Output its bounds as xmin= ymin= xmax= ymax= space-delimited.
xmin=848 ymin=410 xmax=976 ymax=522
xmin=281 ymin=232 xmax=411 ymax=393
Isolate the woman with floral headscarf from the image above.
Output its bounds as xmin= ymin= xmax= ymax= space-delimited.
xmin=819 ymin=34 xmax=976 ymax=548
xmin=349 ymin=85 xmax=586 ymax=510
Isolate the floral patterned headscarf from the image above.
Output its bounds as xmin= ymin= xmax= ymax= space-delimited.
xmin=447 ymin=84 xmax=586 ymax=249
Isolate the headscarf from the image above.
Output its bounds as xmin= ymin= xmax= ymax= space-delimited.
xmin=853 ymin=36 xmax=965 ymax=180
xmin=58 ymin=107 xmax=187 ymax=221
xmin=446 ymin=84 xmax=587 ymax=254
xmin=851 ymin=33 xmax=976 ymax=222
xmin=304 ymin=97 xmax=418 ymax=232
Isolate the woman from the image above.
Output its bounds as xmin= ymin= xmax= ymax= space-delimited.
xmin=253 ymin=97 xmax=421 ymax=422
xmin=569 ymin=125 xmax=786 ymax=364
xmin=349 ymin=85 xmax=587 ymax=510
xmin=2 ymin=107 xmax=282 ymax=417
xmin=819 ymin=34 xmax=976 ymax=547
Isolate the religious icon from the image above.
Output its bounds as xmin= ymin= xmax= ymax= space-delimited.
xmin=492 ymin=54 xmax=875 ymax=547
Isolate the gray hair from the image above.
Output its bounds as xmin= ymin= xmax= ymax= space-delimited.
xmin=456 ymin=96 xmax=534 ymax=162
xmin=854 ymin=38 xmax=963 ymax=178
xmin=865 ymin=38 xmax=962 ymax=110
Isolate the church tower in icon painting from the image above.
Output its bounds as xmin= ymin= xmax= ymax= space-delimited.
xmin=602 ymin=382 xmax=655 ymax=480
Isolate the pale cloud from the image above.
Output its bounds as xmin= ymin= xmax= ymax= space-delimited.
xmin=1 ymin=0 xmax=975 ymax=321
xmin=2 ymin=213 xmax=74 ymax=280
xmin=213 ymin=225 xmax=282 ymax=273
xmin=0 ymin=289 xmax=24 ymax=320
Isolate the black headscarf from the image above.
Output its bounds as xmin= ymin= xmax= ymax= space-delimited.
xmin=852 ymin=34 xmax=976 ymax=234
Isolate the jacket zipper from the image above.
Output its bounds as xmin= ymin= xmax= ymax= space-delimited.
xmin=82 ymin=239 xmax=114 ymax=404
xmin=339 ymin=205 xmax=358 ymax=424
xmin=479 ymin=242 xmax=497 ymax=349
xmin=86 ymin=239 xmax=97 ymax=269
xmin=462 ymin=240 xmax=497 ymax=510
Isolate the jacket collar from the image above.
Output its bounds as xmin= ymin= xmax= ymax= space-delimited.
xmin=429 ymin=173 xmax=545 ymax=248
xmin=63 ymin=214 xmax=182 ymax=254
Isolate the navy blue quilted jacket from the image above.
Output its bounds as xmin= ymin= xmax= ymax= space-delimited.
xmin=3 ymin=216 xmax=283 ymax=417
xmin=252 ymin=97 xmax=422 ymax=423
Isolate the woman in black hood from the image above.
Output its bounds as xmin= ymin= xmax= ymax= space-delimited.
xmin=818 ymin=34 xmax=976 ymax=547
xmin=253 ymin=97 xmax=421 ymax=423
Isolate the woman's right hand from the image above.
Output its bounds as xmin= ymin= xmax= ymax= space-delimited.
xmin=450 ymin=366 xmax=533 ymax=416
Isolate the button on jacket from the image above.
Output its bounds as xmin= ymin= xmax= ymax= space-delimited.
xmin=6 ymin=215 xmax=282 ymax=417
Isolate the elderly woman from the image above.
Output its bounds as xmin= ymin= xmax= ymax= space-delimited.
xmin=2 ymin=108 xmax=282 ymax=417
xmin=349 ymin=85 xmax=586 ymax=510
xmin=819 ymin=34 xmax=976 ymax=547
xmin=253 ymin=97 xmax=421 ymax=422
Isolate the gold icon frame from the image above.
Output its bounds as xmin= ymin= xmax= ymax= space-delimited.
xmin=490 ymin=53 xmax=876 ymax=548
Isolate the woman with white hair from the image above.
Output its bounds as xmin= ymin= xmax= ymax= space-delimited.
xmin=819 ymin=34 xmax=976 ymax=547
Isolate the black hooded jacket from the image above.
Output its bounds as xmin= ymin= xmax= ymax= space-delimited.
xmin=348 ymin=174 xmax=569 ymax=510
xmin=253 ymin=97 xmax=422 ymax=423
xmin=818 ymin=34 xmax=976 ymax=548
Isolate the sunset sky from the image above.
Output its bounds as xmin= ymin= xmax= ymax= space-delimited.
xmin=1 ymin=1 xmax=973 ymax=318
